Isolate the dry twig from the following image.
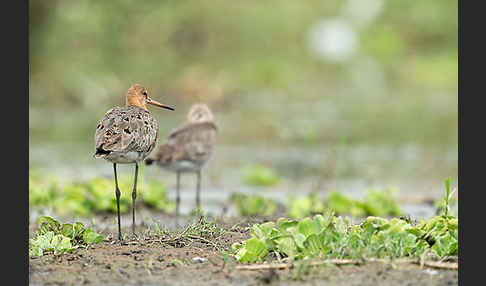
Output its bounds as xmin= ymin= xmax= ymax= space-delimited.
xmin=235 ymin=258 xmax=458 ymax=271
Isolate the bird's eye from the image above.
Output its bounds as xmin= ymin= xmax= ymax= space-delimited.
xmin=143 ymin=91 xmax=148 ymax=97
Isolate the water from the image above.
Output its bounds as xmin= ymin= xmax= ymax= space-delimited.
xmin=29 ymin=141 xmax=457 ymax=222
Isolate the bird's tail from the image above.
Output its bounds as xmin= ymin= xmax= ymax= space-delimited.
xmin=94 ymin=145 xmax=111 ymax=158
xmin=145 ymin=157 xmax=154 ymax=165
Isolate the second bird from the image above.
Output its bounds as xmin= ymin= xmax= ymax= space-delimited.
xmin=145 ymin=104 xmax=218 ymax=216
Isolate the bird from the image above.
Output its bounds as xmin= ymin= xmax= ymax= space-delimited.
xmin=94 ymin=84 xmax=174 ymax=240
xmin=145 ymin=104 xmax=218 ymax=218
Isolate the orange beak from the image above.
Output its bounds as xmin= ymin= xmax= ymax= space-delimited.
xmin=147 ymin=97 xmax=174 ymax=111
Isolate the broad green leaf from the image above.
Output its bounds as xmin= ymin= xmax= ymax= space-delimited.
xmin=235 ymin=238 xmax=268 ymax=263
xmin=406 ymin=226 xmax=425 ymax=238
xmin=37 ymin=216 xmax=61 ymax=234
xmin=297 ymin=217 xmax=321 ymax=238
xmin=61 ymin=223 xmax=74 ymax=238
xmin=73 ymin=222 xmax=86 ymax=238
xmin=303 ymin=234 xmax=322 ymax=257
xmin=82 ymin=229 xmax=104 ymax=244
xmin=293 ymin=233 xmax=306 ymax=249
xmin=277 ymin=218 xmax=298 ymax=232
xmin=275 ymin=236 xmax=297 ymax=258
xmin=251 ymin=222 xmax=275 ymax=239
xmin=29 ymin=245 xmax=43 ymax=257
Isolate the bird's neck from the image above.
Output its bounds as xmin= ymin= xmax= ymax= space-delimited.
xmin=125 ymin=96 xmax=147 ymax=110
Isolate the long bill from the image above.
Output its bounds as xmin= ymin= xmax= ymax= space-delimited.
xmin=147 ymin=97 xmax=175 ymax=111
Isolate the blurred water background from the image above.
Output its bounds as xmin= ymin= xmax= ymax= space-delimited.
xmin=29 ymin=0 xmax=457 ymax=216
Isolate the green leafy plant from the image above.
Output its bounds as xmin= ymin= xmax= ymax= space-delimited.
xmin=231 ymin=193 xmax=278 ymax=216
xmin=52 ymin=183 xmax=93 ymax=216
xmin=243 ymin=164 xmax=280 ymax=187
xmin=84 ymin=178 xmax=131 ymax=214
xmin=29 ymin=176 xmax=58 ymax=207
xmin=232 ymin=209 xmax=457 ymax=263
xmin=29 ymin=174 xmax=175 ymax=216
xmin=435 ymin=177 xmax=457 ymax=216
xmin=362 ymin=188 xmax=402 ymax=217
xmin=233 ymin=237 xmax=269 ymax=263
xmin=287 ymin=189 xmax=402 ymax=218
xmin=326 ymin=191 xmax=367 ymax=217
xmin=288 ymin=192 xmax=325 ymax=219
xmin=140 ymin=180 xmax=175 ymax=211
xmin=29 ymin=216 xmax=104 ymax=257
xmin=419 ymin=215 xmax=458 ymax=257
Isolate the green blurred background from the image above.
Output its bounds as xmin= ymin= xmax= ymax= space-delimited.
xmin=29 ymin=0 xmax=457 ymax=196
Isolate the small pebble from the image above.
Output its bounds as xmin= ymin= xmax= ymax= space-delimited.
xmin=424 ymin=269 xmax=438 ymax=275
xmin=192 ymin=257 xmax=207 ymax=263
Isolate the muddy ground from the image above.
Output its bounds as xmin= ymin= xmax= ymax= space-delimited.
xmin=29 ymin=211 xmax=458 ymax=286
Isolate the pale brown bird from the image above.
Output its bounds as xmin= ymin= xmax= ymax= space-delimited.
xmin=145 ymin=104 xmax=218 ymax=217
xmin=94 ymin=84 xmax=174 ymax=240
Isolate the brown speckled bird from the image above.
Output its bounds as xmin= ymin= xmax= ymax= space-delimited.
xmin=145 ymin=104 xmax=218 ymax=216
xmin=94 ymin=84 xmax=174 ymax=240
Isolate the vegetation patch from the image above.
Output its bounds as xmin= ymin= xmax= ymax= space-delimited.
xmin=228 ymin=189 xmax=401 ymax=218
xmin=288 ymin=189 xmax=402 ymax=219
xmin=243 ymin=164 xmax=280 ymax=187
xmin=435 ymin=178 xmax=457 ymax=216
xmin=29 ymin=174 xmax=174 ymax=216
xmin=29 ymin=175 xmax=58 ymax=208
xmin=288 ymin=192 xmax=326 ymax=219
xmin=139 ymin=180 xmax=176 ymax=212
xmin=231 ymin=211 xmax=457 ymax=264
xmin=29 ymin=216 xmax=103 ymax=257
xmin=233 ymin=180 xmax=457 ymax=264
xmin=231 ymin=193 xmax=278 ymax=216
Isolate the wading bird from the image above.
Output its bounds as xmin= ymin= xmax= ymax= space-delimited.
xmin=94 ymin=84 xmax=174 ymax=240
xmin=145 ymin=104 xmax=218 ymax=217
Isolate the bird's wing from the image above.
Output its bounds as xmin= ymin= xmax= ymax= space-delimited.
xmin=169 ymin=121 xmax=218 ymax=164
xmin=148 ymin=121 xmax=217 ymax=165
xmin=145 ymin=141 xmax=175 ymax=165
xmin=94 ymin=106 xmax=158 ymax=156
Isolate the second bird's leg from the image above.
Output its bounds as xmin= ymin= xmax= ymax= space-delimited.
xmin=196 ymin=170 xmax=201 ymax=210
xmin=176 ymin=171 xmax=181 ymax=218
xmin=113 ymin=163 xmax=122 ymax=241
xmin=132 ymin=163 xmax=139 ymax=235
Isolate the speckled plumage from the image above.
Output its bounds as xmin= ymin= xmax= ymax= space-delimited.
xmin=94 ymin=105 xmax=159 ymax=164
xmin=93 ymin=83 xmax=174 ymax=241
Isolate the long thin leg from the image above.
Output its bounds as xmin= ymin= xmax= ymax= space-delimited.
xmin=132 ymin=163 xmax=139 ymax=235
xmin=196 ymin=170 xmax=201 ymax=210
xmin=113 ymin=163 xmax=122 ymax=241
xmin=176 ymin=171 xmax=181 ymax=217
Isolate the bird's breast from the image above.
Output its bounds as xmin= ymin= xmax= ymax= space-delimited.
xmin=162 ymin=160 xmax=203 ymax=173
xmin=102 ymin=151 xmax=150 ymax=164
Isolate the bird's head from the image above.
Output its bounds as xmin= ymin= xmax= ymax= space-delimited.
xmin=187 ymin=104 xmax=214 ymax=123
xmin=125 ymin=84 xmax=174 ymax=111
